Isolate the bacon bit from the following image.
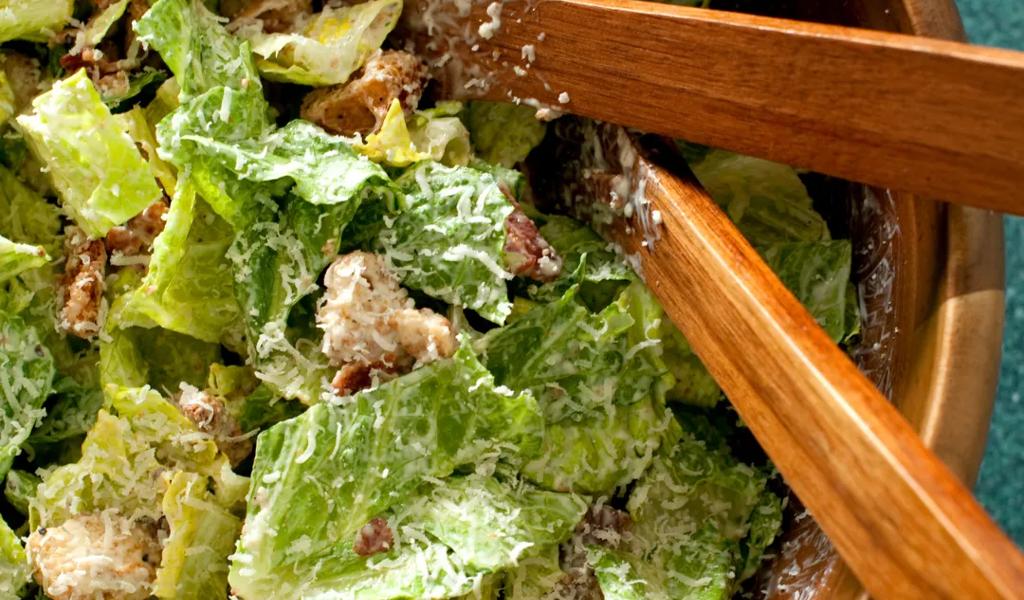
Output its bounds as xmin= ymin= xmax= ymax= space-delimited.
xmin=60 ymin=227 xmax=107 ymax=340
xmin=301 ymin=51 xmax=428 ymax=137
xmin=105 ymin=199 xmax=169 ymax=261
xmin=353 ymin=517 xmax=394 ymax=557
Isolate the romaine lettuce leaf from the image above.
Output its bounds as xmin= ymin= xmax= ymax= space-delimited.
xmin=0 ymin=71 xmax=14 ymax=127
xmin=81 ymin=0 xmax=129 ymax=47
xmin=503 ymin=545 xmax=565 ymax=600
xmin=0 ymin=312 xmax=55 ymax=479
xmin=99 ymin=313 xmax=222 ymax=392
xmin=0 ymin=235 xmax=48 ymax=283
xmin=0 ymin=517 xmax=29 ymax=600
xmin=358 ymin=100 xmax=472 ymax=168
xmin=464 ymin=102 xmax=547 ymax=167
xmin=15 ymin=69 xmax=163 ymax=238
xmin=25 ymin=374 xmax=104 ymax=451
xmin=689 ymin=149 xmax=829 ymax=245
xmin=480 ymin=280 xmax=670 ymax=423
xmin=135 ymin=0 xmax=262 ymax=100
xmin=760 ymin=240 xmax=854 ymax=342
xmin=309 ymin=475 xmax=584 ymax=600
xmin=153 ymin=471 xmax=242 ymax=599
xmin=4 ymin=469 xmax=40 ymax=517
xmin=0 ymin=164 xmax=62 ymax=255
xmin=32 ymin=385 xmax=244 ymax=528
xmin=379 ymin=162 xmax=515 ymax=323
xmin=241 ymin=0 xmax=401 ymax=86
xmin=581 ymin=417 xmax=782 ymax=599
xmin=0 ymin=0 xmax=73 ymax=43
xmin=229 ymin=344 xmax=542 ymax=598
xmin=119 ymin=183 xmax=242 ymax=344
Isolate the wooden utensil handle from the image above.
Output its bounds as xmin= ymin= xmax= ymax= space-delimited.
xmin=422 ymin=0 xmax=1024 ymax=214
xmin=626 ymin=139 xmax=1024 ymax=598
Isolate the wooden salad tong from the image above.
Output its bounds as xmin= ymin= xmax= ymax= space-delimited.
xmin=526 ymin=118 xmax=1024 ymax=598
xmin=399 ymin=0 xmax=1024 ymax=214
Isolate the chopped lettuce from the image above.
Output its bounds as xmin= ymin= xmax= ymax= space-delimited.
xmin=689 ymin=149 xmax=829 ymax=245
xmin=99 ymin=320 xmax=222 ymax=392
xmin=0 ymin=71 xmax=14 ymax=127
xmin=4 ymin=469 xmax=40 ymax=517
xmin=228 ymin=344 xmax=543 ymax=598
xmin=503 ymin=545 xmax=566 ymax=600
xmin=480 ymin=281 xmax=670 ymax=424
xmin=0 ymin=517 xmax=29 ymax=600
xmin=316 ymin=475 xmax=584 ymax=599
xmin=81 ymin=0 xmax=129 ymax=47
xmin=760 ymin=240 xmax=854 ymax=342
xmin=241 ymin=0 xmax=402 ymax=86
xmin=119 ymin=183 xmax=242 ymax=344
xmin=0 ymin=164 xmax=62 ymax=255
xmin=32 ymin=385 xmax=244 ymax=528
xmin=480 ymin=281 xmax=672 ymax=493
xmin=527 ymin=214 xmax=634 ymax=310
xmin=135 ymin=0 xmax=263 ymax=100
xmin=25 ymin=374 xmax=104 ymax=451
xmin=153 ymin=471 xmax=242 ymax=599
xmin=358 ymin=100 xmax=472 ymax=168
xmin=0 ymin=312 xmax=55 ymax=480
xmin=379 ymin=162 xmax=515 ymax=323
xmin=581 ymin=417 xmax=782 ymax=599
xmin=0 ymin=235 xmax=48 ymax=283
xmin=0 ymin=0 xmax=73 ymax=43
xmin=15 ymin=70 xmax=163 ymax=238
xmin=464 ymin=102 xmax=547 ymax=167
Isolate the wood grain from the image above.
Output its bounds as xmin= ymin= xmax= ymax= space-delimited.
xmin=400 ymin=0 xmax=1024 ymax=214
xmin=528 ymin=119 xmax=1024 ymax=599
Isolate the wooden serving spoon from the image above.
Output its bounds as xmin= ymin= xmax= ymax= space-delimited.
xmin=398 ymin=0 xmax=1024 ymax=214
xmin=524 ymin=118 xmax=1024 ymax=598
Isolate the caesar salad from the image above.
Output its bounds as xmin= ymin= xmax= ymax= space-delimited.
xmin=0 ymin=0 xmax=858 ymax=598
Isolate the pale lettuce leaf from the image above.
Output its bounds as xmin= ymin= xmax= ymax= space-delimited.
xmin=15 ymin=70 xmax=163 ymax=238
xmin=0 ymin=235 xmax=48 ymax=284
xmin=0 ymin=517 xmax=29 ymax=600
xmin=0 ymin=0 xmax=73 ymax=43
xmin=153 ymin=471 xmax=242 ymax=599
xmin=242 ymin=0 xmax=401 ymax=86
xmin=358 ymin=100 xmax=471 ymax=168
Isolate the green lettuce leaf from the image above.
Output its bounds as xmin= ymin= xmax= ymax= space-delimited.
xmin=689 ymin=149 xmax=829 ymax=245
xmin=0 ymin=312 xmax=55 ymax=479
xmin=4 ymin=469 xmax=40 ymax=518
xmin=0 ymin=517 xmax=29 ymax=600
xmin=81 ymin=0 xmax=129 ymax=47
xmin=99 ymin=321 xmax=221 ymax=392
xmin=0 ymin=235 xmax=48 ymax=283
xmin=32 ymin=385 xmax=244 ymax=528
xmin=135 ymin=0 xmax=262 ymax=100
xmin=464 ymin=102 xmax=547 ymax=167
xmin=503 ymin=545 xmax=565 ymax=600
xmin=15 ymin=69 xmax=163 ymax=238
xmin=582 ymin=417 xmax=782 ymax=599
xmin=308 ymin=475 xmax=584 ymax=600
xmin=119 ymin=183 xmax=242 ymax=344
xmin=378 ymin=162 xmax=515 ymax=323
xmin=760 ymin=240 xmax=854 ymax=342
xmin=0 ymin=0 xmax=73 ymax=43
xmin=25 ymin=374 xmax=104 ymax=451
xmin=153 ymin=471 xmax=242 ymax=599
xmin=241 ymin=0 xmax=401 ymax=86
xmin=526 ymin=214 xmax=634 ymax=310
xmin=0 ymin=164 xmax=62 ymax=255
xmin=228 ymin=344 xmax=542 ymax=598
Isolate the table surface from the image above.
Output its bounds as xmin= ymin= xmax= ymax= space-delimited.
xmin=955 ymin=0 xmax=1024 ymax=548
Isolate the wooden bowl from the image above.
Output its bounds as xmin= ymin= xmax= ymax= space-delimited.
xmin=738 ymin=0 xmax=1006 ymax=596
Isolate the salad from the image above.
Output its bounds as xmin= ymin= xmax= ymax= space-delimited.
xmin=0 ymin=0 xmax=859 ymax=598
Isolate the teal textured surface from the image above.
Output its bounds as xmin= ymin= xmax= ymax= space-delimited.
xmin=956 ymin=0 xmax=1024 ymax=547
